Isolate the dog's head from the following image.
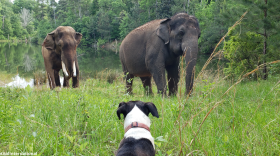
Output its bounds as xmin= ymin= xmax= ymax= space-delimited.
xmin=117 ymin=101 xmax=159 ymax=120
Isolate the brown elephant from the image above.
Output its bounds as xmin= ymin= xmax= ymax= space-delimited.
xmin=42 ymin=26 xmax=82 ymax=89
xmin=119 ymin=13 xmax=200 ymax=96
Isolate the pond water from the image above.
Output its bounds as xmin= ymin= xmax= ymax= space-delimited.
xmin=0 ymin=42 xmax=220 ymax=88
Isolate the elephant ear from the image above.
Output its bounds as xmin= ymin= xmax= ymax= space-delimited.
xmin=75 ymin=32 xmax=82 ymax=45
xmin=156 ymin=18 xmax=171 ymax=44
xmin=42 ymin=32 xmax=55 ymax=50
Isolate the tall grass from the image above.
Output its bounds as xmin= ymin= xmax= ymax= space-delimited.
xmin=0 ymin=69 xmax=279 ymax=155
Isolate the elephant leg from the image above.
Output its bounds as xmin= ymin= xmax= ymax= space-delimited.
xmin=72 ymin=67 xmax=79 ymax=88
xmin=63 ymin=73 xmax=70 ymax=88
xmin=43 ymin=57 xmax=56 ymax=89
xmin=149 ymin=67 xmax=166 ymax=95
xmin=72 ymin=76 xmax=79 ymax=88
xmin=166 ymin=61 xmax=180 ymax=96
xmin=125 ymin=73 xmax=134 ymax=94
xmin=54 ymin=70 xmax=61 ymax=87
xmin=46 ymin=70 xmax=56 ymax=89
xmin=72 ymin=75 xmax=79 ymax=88
xmin=140 ymin=77 xmax=153 ymax=96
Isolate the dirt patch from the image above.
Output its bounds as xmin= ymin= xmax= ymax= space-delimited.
xmin=0 ymin=80 xmax=5 ymax=87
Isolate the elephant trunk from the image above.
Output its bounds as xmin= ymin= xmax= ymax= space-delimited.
xmin=61 ymin=52 xmax=77 ymax=78
xmin=182 ymin=39 xmax=198 ymax=95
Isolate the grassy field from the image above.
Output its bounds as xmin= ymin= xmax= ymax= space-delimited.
xmin=0 ymin=68 xmax=279 ymax=156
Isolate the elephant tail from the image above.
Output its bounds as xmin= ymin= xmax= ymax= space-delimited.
xmin=119 ymin=46 xmax=129 ymax=74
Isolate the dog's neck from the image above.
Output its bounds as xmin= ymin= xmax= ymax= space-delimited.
xmin=123 ymin=106 xmax=155 ymax=149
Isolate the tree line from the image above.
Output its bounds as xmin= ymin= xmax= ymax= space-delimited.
xmin=0 ymin=0 xmax=279 ymax=79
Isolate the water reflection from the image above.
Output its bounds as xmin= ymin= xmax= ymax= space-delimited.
xmin=5 ymin=74 xmax=34 ymax=88
xmin=78 ymin=48 xmax=122 ymax=78
xmin=0 ymin=42 xmax=44 ymax=78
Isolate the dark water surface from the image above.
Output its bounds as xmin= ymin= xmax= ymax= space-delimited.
xmin=0 ymin=42 xmax=218 ymax=88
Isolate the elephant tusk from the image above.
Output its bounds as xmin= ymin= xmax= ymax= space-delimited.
xmin=73 ymin=61 xmax=76 ymax=77
xmin=184 ymin=47 xmax=187 ymax=52
xmin=62 ymin=61 xmax=69 ymax=77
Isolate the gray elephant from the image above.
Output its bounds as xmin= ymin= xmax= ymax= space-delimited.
xmin=119 ymin=13 xmax=200 ymax=96
xmin=42 ymin=26 xmax=82 ymax=89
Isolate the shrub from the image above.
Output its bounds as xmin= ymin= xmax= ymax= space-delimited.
xmin=223 ymin=30 xmax=263 ymax=80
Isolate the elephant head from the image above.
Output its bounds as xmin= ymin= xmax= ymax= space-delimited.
xmin=157 ymin=13 xmax=200 ymax=95
xmin=43 ymin=26 xmax=82 ymax=78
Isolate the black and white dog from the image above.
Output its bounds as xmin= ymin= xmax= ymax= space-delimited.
xmin=116 ymin=101 xmax=159 ymax=156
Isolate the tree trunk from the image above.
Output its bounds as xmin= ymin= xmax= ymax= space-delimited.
xmin=183 ymin=0 xmax=186 ymax=12
xmin=148 ymin=8 xmax=150 ymax=21
xmin=78 ymin=0 xmax=82 ymax=19
xmin=4 ymin=51 xmax=8 ymax=65
xmin=187 ymin=0 xmax=190 ymax=14
xmin=262 ymin=0 xmax=268 ymax=80
xmin=79 ymin=3 xmax=82 ymax=19
xmin=2 ymin=16 xmax=5 ymax=29
xmin=263 ymin=29 xmax=267 ymax=80
xmin=53 ymin=8 xmax=56 ymax=26
xmin=156 ymin=0 xmax=158 ymax=18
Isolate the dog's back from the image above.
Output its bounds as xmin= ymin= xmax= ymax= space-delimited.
xmin=116 ymin=138 xmax=155 ymax=156
xmin=116 ymin=101 xmax=159 ymax=156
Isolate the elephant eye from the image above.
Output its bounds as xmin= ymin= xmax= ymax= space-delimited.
xmin=177 ymin=31 xmax=184 ymax=39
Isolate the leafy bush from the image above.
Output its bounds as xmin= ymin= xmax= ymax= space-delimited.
xmin=97 ymin=38 xmax=106 ymax=49
xmin=223 ymin=30 xmax=263 ymax=80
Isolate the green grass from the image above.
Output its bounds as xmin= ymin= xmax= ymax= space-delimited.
xmin=0 ymin=72 xmax=279 ymax=155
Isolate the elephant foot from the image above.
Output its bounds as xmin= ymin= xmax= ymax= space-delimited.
xmin=168 ymin=93 xmax=177 ymax=97
xmin=144 ymin=87 xmax=153 ymax=96
xmin=145 ymin=90 xmax=153 ymax=96
xmin=146 ymin=92 xmax=154 ymax=96
xmin=126 ymin=84 xmax=133 ymax=95
xmin=125 ymin=90 xmax=133 ymax=95
xmin=185 ymin=89 xmax=193 ymax=96
xmin=157 ymin=90 xmax=166 ymax=97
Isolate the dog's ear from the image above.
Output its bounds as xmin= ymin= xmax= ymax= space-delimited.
xmin=145 ymin=102 xmax=159 ymax=118
xmin=117 ymin=102 xmax=127 ymax=120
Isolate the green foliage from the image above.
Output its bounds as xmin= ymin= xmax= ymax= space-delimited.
xmin=0 ymin=0 xmax=35 ymax=40
xmin=195 ymin=0 xmax=242 ymax=54
xmin=223 ymin=30 xmax=263 ymax=79
xmin=10 ymin=14 xmax=23 ymax=38
xmin=37 ymin=19 xmax=53 ymax=39
xmin=26 ymin=22 xmax=34 ymax=34
xmin=221 ymin=0 xmax=280 ymax=79
xmin=119 ymin=11 xmax=131 ymax=39
xmin=97 ymin=38 xmax=106 ymax=49
xmin=12 ymin=0 xmax=36 ymax=14
xmin=0 ymin=0 xmax=279 ymax=55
